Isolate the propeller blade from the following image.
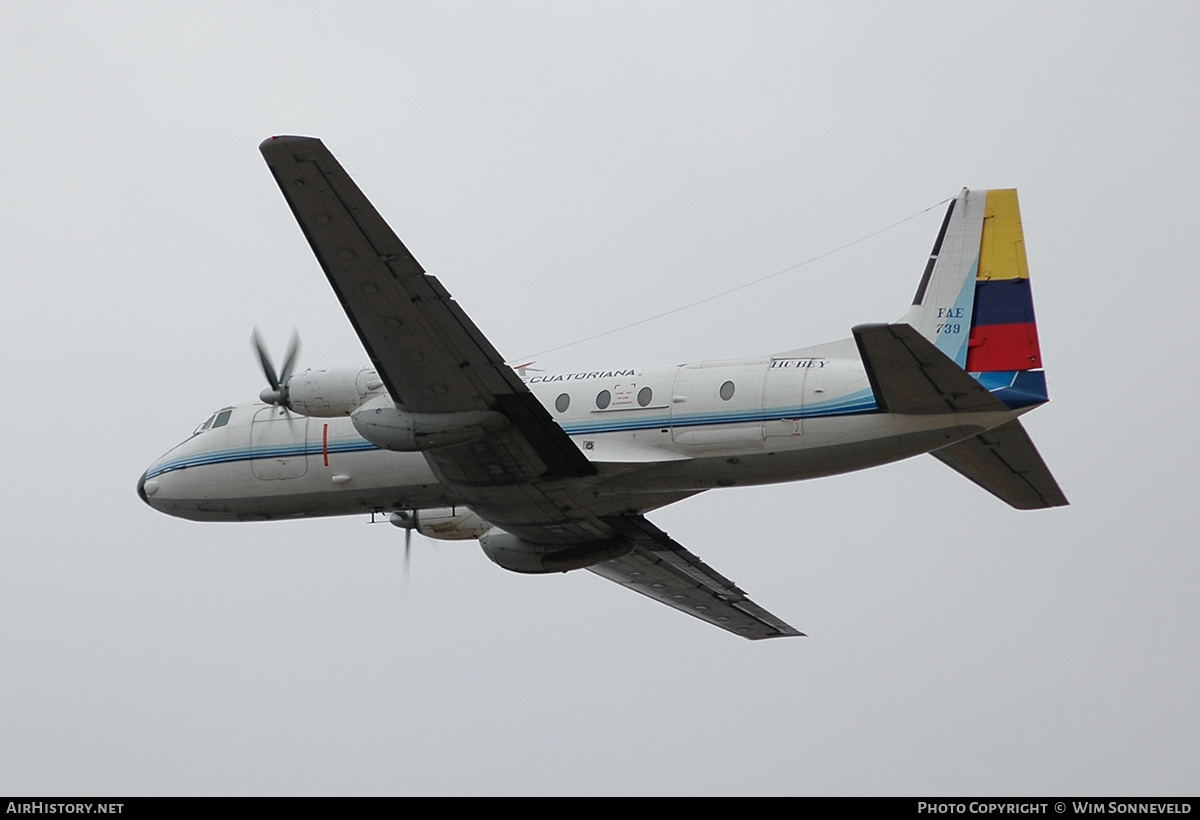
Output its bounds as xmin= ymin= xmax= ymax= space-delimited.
xmin=279 ymin=330 xmax=301 ymax=386
xmin=251 ymin=328 xmax=280 ymax=390
xmin=403 ymin=527 xmax=412 ymax=588
xmin=251 ymin=328 xmax=302 ymax=408
xmin=389 ymin=510 xmax=416 ymax=590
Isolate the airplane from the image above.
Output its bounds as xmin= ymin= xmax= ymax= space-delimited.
xmin=137 ymin=136 xmax=1067 ymax=640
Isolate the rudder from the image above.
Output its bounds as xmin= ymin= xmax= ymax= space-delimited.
xmin=967 ymin=190 xmax=1042 ymax=372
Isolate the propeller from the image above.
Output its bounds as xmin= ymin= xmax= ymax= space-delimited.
xmin=389 ymin=510 xmax=417 ymax=587
xmin=251 ymin=328 xmax=301 ymax=408
xmin=402 ymin=522 xmax=412 ymax=583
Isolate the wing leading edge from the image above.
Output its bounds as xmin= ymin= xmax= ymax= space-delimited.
xmin=258 ymin=135 xmax=592 ymax=481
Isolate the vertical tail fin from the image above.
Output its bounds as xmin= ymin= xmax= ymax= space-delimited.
xmin=900 ymin=189 xmax=1047 ymax=406
xmin=901 ymin=189 xmax=981 ymax=368
xmin=902 ymin=189 xmax=1043 ymax=371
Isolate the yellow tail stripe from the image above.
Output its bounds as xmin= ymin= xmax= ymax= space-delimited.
xmin=978 ymin=189 xmax=1030 ymax=281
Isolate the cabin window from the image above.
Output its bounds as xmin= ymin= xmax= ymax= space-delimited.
xmin=720 ymin=380 xmax=736 ymax=401
xmin=637 ymin=386 xmax=653 ymax=407
xmin=595 ymin=390 xmax=611 ymax=410
xmin=555 ymin=393 xmax=570 ymax=413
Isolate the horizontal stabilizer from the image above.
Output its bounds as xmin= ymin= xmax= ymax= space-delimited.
xmin=932 ymin=420 xmax=1069 ymax=509
xmin=852 ymin=323 xmax=1007 ymax=414
xmin=590 ymin=516 xmax=803 ymax=640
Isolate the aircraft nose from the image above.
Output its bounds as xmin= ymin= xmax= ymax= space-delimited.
xmin=136 ymin=470 xmax=158 ymax=507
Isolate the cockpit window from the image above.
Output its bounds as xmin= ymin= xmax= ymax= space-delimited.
xmin=194 ymin=407 xmax=234 ymax=435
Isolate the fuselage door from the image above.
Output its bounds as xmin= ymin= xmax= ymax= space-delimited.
xmin=765 ymin=356 xmax=869 ymax=449
xmin=764 ymin=357 xmax=806 ymax=438
xmin=250 ymin=406 xmax=309 ymax=480
xmin=670 ymin=361 xmax=766 ymax=451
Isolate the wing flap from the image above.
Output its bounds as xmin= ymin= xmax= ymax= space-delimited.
xmin=852 ymin=323 xmax=1006 ymax=414
xmin=932 ymin=419 xmax=1069 ymax=509
xmin=588 ymin=516 xmax=803 ymax=640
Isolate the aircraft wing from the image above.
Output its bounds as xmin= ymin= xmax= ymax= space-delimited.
xmin=590 ymin=516 xmax=804 ymax=640
xmin=259 ymin=136 xmax=593 ymax=482
xmin=260 ymin=137 xmax=799 ymax=638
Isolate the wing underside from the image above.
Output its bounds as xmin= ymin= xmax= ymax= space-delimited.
xmin=259 ymin=135 xmax=592 ymax=482
xmin=590 ymin=516 xmax=803 ymax=640
xmin=932 ymin=420 xmax=1068 ymax=509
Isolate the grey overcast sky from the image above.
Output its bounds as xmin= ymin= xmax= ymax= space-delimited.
xmin=2 ymin=1 xmax=1197 ymax=796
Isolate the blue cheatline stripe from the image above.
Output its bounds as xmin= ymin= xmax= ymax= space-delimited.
xmin=973 ymin=278 xmax=1036 ymax=327
xmin=562 ymin=388 xmax=879 ymax=436
xmin=147 ymin=392 xmax=885 ymax=477
xmin=149 ymin=372 xmax=1044 ymax=478
xmin=146 ymin=439 xmax=379 ymax=479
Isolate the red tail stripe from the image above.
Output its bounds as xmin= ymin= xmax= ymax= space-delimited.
xmin=966 ymin=323 xmax=1042 ymax=371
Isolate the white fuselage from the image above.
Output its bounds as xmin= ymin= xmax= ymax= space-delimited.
xmin=139 ymin=341 xmax=1020 ymax=523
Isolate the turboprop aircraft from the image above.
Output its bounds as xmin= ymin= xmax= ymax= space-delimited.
xmin=137 ymin=136 xmax=1067 ymax=639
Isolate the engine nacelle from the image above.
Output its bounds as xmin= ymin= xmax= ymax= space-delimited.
xmin=389 ymin=507 xmax=491 ymax=541
xmin=285 ymin=366 xmax=384 ymax=417
xmin=479 ymin=529 xmax=634 ymax=574
xmin=351 ymin=394 xmax=510 ymax=452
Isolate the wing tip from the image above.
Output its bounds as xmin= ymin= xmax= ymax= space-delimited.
xmin=748 ymin=628 xmax=806 ymax=640
xmin=259 ymin=134 xmax=322 ymax=153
